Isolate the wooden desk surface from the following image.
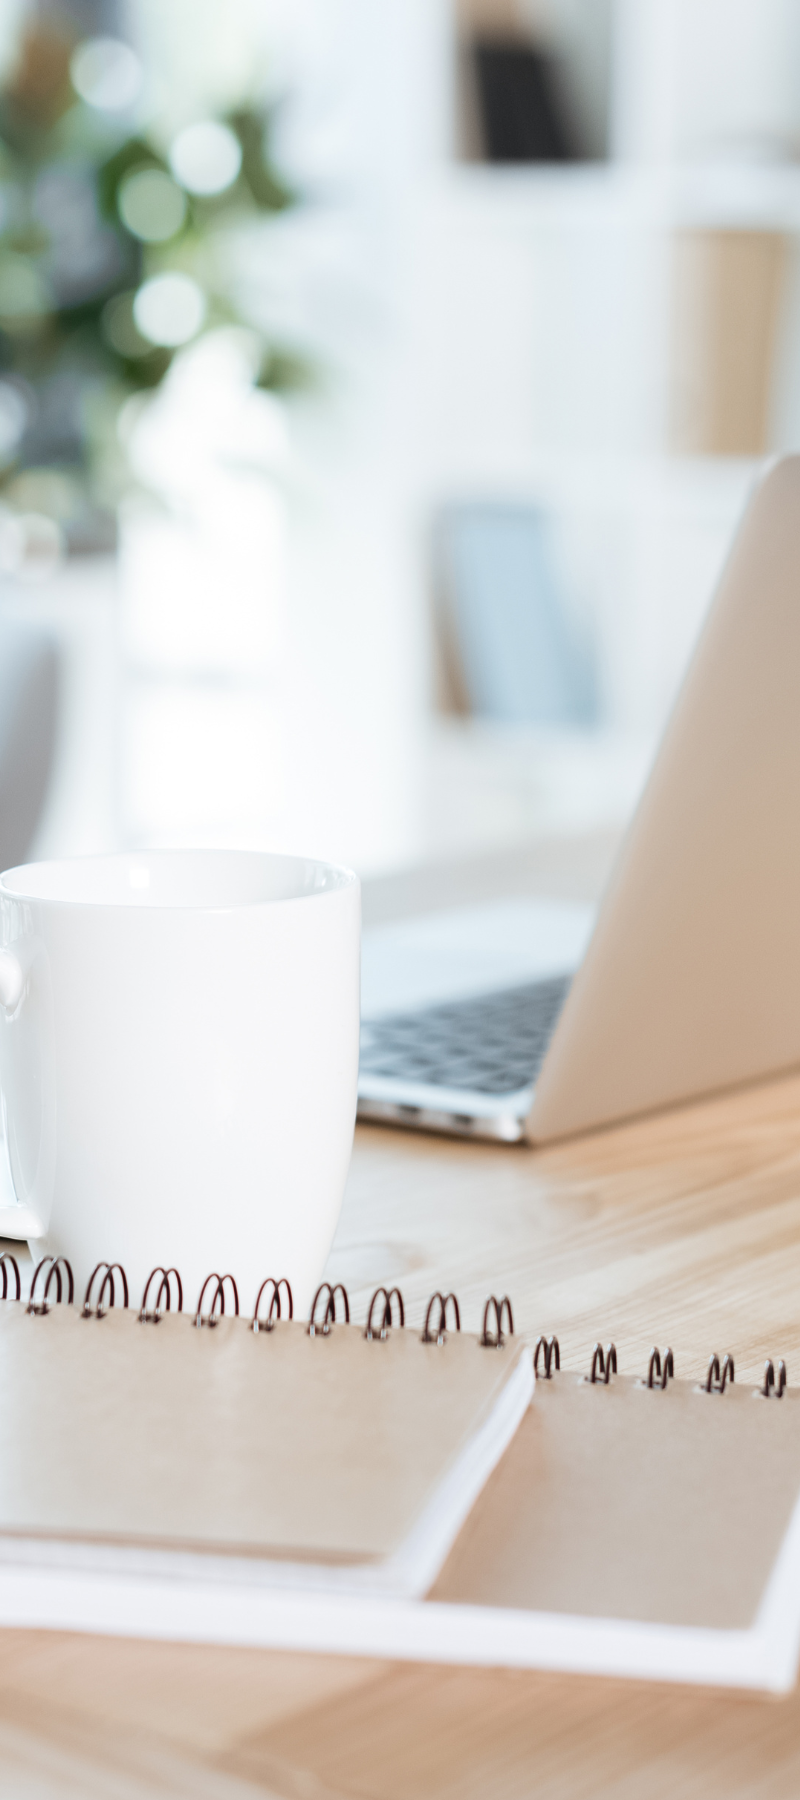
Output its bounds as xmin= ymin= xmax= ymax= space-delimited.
xmin=5 ymin=837 xmax=800 ymax=1797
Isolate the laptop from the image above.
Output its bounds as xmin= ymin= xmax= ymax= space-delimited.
xmin=358 ymin=456 xmax=800 ymax=1144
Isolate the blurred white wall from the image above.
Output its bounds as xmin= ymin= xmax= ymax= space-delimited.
xmin=613 ymin=0 xmax=800 ymax=165
xmin=118 ymin=0 xmax=451 ymax=872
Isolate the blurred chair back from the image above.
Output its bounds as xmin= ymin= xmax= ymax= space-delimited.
xmin=436 ymin=503 xmax=597 ymax=725
xmin=0 ymin=620 xmax=59 ymax=869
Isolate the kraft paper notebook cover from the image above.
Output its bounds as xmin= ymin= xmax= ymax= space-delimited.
xmin=0 ymin=1274 xmax=532 ymax=1602
xmin=425 ymin=1367 xmax=800 ymax=1690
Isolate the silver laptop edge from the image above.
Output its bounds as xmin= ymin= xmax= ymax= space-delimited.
xmin=359 ymin=457 xmax=800 ymax=1145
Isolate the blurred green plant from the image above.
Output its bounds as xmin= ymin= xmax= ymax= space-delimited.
xmin=0 ymin=21 xmax=304 ymax=549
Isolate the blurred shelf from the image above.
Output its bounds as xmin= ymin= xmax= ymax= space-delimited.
xmin=418 ymin=718 xmax=656 ymax=863
xmin=418 ymin=452 xmax=761 ymax=518
xmin=431 ymin=162 xmax=800 ymax=233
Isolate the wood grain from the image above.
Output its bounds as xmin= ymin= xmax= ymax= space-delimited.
xmin=332 ymin=1072 xmax=800 ymax=1387
xmin=227 ymin=1660 xmax=800 ymax=1800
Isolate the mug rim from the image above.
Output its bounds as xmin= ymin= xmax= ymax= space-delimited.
xmin=0 ymin=848 xmax=358 ymax=912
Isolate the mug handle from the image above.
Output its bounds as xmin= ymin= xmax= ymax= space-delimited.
xmin=0 ymin=950 xmax=44 ymax=1238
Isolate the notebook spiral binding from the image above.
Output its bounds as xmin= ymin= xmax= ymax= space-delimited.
xmin=646 ymin=1347 xmax=674 ymax=1390
xmin=82 ymin=1263 xmax=128 ymax=1318
xmin=364 ymin=1287 xmax=404 ymax=1340
xmin=308 ymin=1282 xmax=350 ymax=1336
xmin=704 ymin=1352 xmax=735 ymax=1394
xmin=0 ymin=1256 xmax=508 ymax=1352
xmin=0 ymin=1252 xmax=20 ymax=1301
xmin=761 ymin=1358 xmax=787 ymax=1399
xmin=252 ymin=1278 xmax=293 ymax=1334
xmin=480 ymin=1296 xmax=513 ymax=1348
xmin=588 ymin=1342 xmax=617 ymax=1385
xmin=534 ymin=1335 xmax=560 ymax=1378
xmin=139 ymin=1267 xmax=183 ymax=1322
xmin=195 ymin=1273 xmax=239 ymax=1328
xmin=0 ymin=1258 xmax=788 ymax=1389
xmin=27 ymin=1256 xmax=74 ymax=1314
xmin=422 ymin=1292 xmax=460 ymax=1344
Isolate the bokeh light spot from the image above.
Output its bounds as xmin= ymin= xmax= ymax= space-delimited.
xmin=170 ymin=122 xmax=242 ymax=196
xmin=71 ymin=38 xmax=142 ymax=112
xmin=118 ymin=168 xmax=186 ymax=243
xmin=102 ymin=292 xmax=152 ymax=359
xmin=133 ymin=274 xmax=207 ymax=347
xmin=0 ymin=258 xmax=51 ymax=329
xmin=0 ymin=382 xmax=29 ymax=461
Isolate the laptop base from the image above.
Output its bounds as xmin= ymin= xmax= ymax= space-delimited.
xmin=356 ymin=1096 xmax=527 ymax=1144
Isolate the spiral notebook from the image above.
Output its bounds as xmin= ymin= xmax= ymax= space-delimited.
xmin=425 ymin=1354 xmax=800 ymax=1691
xmin=1 ymin=1261 xmax=800 ymax=1693
xmin=0 ymin=1262 xmax=532 ymax=1604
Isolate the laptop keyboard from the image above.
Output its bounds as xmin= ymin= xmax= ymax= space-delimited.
xmin=359 ymin=973 xmax=572 ymax=1096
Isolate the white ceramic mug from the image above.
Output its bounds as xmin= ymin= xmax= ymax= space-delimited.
xmin=0 ymin=849 xmax=360 ymax=1316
